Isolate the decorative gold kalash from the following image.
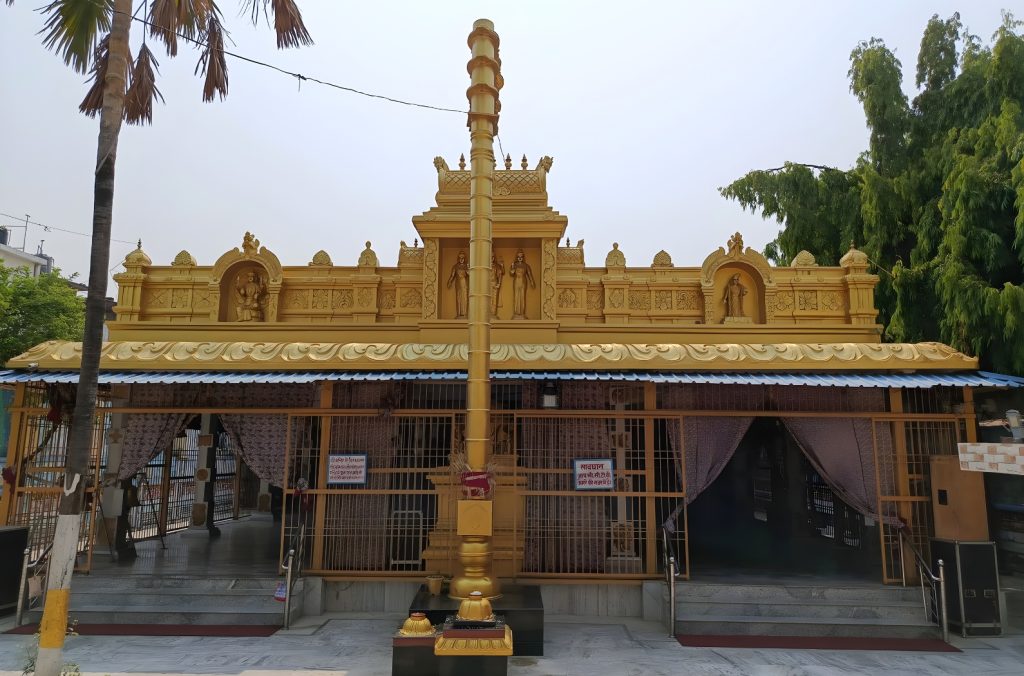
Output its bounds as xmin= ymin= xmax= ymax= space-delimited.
xmin=447 ymin=17 xmax=503 ymax=602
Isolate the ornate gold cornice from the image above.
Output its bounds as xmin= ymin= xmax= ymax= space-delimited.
xmin=7 ymin=340 xmax=978 ymax=372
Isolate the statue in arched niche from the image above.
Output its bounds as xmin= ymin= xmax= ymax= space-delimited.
xmin=722 ymin=273 xmax=748 ymax=319
xmin=490 ymin=253 xmax=505 ymax=319
xmin=510 ymin=249 xmax=535 ymax=319
xmin=447 ymin=251 xmax=469 ymax=319
xmin=235 ymin=269 xmax=266 ymax=322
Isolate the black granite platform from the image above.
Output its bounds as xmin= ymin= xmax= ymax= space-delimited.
xmin=409 ymin=584 xmax=544 ymax=657
xmin=392 ymin=635 xmax=438 ymax=676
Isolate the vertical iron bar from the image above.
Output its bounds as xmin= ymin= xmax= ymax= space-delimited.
xmin=15 ymin=547 xmax=29 ymax=627
xmin=938 ymin=559 xmax=949 ymax=643
xmin=283 ymin=547 xmax=295 ymax=629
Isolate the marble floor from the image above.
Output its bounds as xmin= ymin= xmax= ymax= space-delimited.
xmin=89 ymin=514 xmax=282 ymax=578
xmin=2 ymin=613 xmax=1023 ymax=676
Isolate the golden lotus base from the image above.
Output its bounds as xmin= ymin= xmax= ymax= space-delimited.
xmin=434 ymin=626 xmax=513 ymax=657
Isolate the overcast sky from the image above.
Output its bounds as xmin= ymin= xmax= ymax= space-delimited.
xmin=0 ymin=1 xmax=1011 ymax=286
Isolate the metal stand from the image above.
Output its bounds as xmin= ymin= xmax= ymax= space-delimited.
xmin=136 ymin=470 xmax=166 ymax=550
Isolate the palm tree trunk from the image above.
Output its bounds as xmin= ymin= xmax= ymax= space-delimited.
xmin=35 ymin=2 xmax=132 ymax=673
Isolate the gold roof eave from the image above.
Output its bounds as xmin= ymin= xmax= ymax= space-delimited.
xmin=6 ymin=340 xmax=978 ymax=372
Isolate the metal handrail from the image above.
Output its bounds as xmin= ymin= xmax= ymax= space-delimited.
xmin=280 ymin=522 xmax=306 ymax=629
xmin=281 ymin=548 xmax=295 ymax=629
xmin=899 ymin=530 xmax=949 ymax=643
xmin=662 ymin=526 xmax=683 ymax=637
xmin=16 ymin=543 xmax=53 ymax=627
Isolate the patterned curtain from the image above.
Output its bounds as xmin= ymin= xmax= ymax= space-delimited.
xmin=117 ymin=413 xmax=193 ymax=479
xmin=214 ymin=384 xmax=318 ymax=487
xmin=681 ymin=416 xmax=754 ymax=505
xmin=117 ymin=384 xmax=200 ymax=479
xmin=781 ymin=417 xmax=894 ymax=521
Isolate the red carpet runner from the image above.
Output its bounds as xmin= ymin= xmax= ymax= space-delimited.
xmin=676 ymin=635 xmax=960 ymax=652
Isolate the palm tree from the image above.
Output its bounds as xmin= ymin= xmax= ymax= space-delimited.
xmin=4 ymin=2 xmax=312 ymax=674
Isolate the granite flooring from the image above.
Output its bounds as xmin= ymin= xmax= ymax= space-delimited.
xmin=2 ymin=613 xmax=1023 ymax=676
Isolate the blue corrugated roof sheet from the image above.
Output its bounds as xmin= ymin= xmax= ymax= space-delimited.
xmin=0 ymin=369 xmax=1021 ymax=388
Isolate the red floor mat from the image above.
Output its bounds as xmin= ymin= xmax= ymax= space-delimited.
xmin=676 ymin=635 xmax=960 ymax=652
xmin=6 ymin=624 xmax=280 ymax=637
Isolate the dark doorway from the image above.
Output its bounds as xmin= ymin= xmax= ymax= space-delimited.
xmin=688 ymin=418 xmax=881 ymax=579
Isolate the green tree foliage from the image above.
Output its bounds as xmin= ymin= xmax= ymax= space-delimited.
xmin=0 ymin=266 xmax=85 ymax=365
xmin=721 ymin=12 xmax=1024 ymax=374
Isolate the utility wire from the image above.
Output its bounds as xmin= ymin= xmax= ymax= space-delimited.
xmin=0 ymin=211 xmax=135 ymax=246
xmin=116 ymin=9 xmax=469 ymax=115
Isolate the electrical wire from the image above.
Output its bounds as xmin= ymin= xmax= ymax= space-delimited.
xmin=0 ymin=211 xmax=135 ymax=246
xmin=117 ymin=9 xmax=469 ymax=115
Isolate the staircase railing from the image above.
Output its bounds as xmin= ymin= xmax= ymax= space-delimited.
xmin=899 ymin=529 xmax=949 ymax=643
xmin=16 ymin=542 xmax=53 ymax=627
xmin=662 ymin=525 xmax=683 ymax=637
xmin=280 ymin=522 xmax=306 ymax=629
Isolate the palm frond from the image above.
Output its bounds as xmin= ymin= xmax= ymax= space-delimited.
xmin=269 ymin=0 xmax=312 ymax=48
xmin=241 ymin=0 xmax=312 ymax=48
xmin=195 ymin=13 xmax=228 ymax=101
xmin=124 ymin=42 xmax=164 ymax=125
xmin=39 ymin=0 xmax=114 ymax=74
xmin=149 ymin=0 xmax=215 ymax=56
xmin=78 ymin=33 xmax=116 ymax=117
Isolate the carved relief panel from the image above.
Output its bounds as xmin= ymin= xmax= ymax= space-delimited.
xmin=439 ymin=241 xmax=541 ymax=320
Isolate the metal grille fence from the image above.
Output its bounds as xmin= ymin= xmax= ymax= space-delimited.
xmin=6 ymin=385 xmax=110 ymax=569
xmin=875 ymin=418 xmax=965 ymax=583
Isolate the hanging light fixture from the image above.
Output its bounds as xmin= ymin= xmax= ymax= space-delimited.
xmin=541 ymin=381 xmax=559 ymax=410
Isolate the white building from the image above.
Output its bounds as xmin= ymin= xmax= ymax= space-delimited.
xmin=0 ymin=238 xmax=51 ymax=277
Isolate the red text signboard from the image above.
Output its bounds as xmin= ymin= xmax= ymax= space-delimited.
xmin=573 ymin=458 xmax=614 ymax=491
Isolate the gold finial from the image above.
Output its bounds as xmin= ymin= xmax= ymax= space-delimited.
xmin=136 ymin=239 xmax=142 ymax=250
xmin=459 ymin=153 xmax=466 ymax=170
xmin=398 ymin=611 xmax=435 ymax=637
xmin=521 ymin=154 xmax=528 ymax=169
xmin=504 ymin=153 xmax=512 ymax=170
xmin=456 ymin=591 xmax=495 ymax=622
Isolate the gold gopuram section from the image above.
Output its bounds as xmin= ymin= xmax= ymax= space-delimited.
xmin=11 ymin=220 xmax=977 ymax=372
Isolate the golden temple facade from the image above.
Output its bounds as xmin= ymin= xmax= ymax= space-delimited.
xmin=8 ymin=155 xmax=977 ymax=373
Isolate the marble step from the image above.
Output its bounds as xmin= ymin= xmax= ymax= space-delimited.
xmin=676 ymin=598 xmax=926 ymax=621
xmin=58 ymin=592 xmax=295 ymax=609
xmin=675 ymin=615 xmax=939 ymax=639
xmin=675 ymin=582 xmax=920 ymax=604
xmin=70 ymin=576 xmax=285 ymax=592
xmin=25 ymin=607 xmax=293 ymax=626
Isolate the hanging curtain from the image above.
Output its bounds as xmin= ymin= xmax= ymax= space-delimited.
xmin=681 ymin=416 xmax=755 ymax=505
xmin=117 ymin=413 xmax=192 ymax=479
xmin=213 ymin=383 xmax=318 ymax=487
xmin=780 ymin=416 xmax=892 ymax=521
xmin=117 ymin=383 xmax=200 ymax=480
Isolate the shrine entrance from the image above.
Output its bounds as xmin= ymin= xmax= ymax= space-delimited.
xmin=687 ymin=417 xmax=882 ymax=580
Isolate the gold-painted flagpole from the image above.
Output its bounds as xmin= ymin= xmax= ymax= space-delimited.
xmin=449 ymin=18 xmax=502 ymax=600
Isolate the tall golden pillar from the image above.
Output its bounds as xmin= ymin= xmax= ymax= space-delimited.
xmin=449 ymin=18 xmax=503 ymax=600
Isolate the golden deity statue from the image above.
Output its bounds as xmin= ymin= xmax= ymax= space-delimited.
xmin=447 ymin=250 xmax=469 ymax=319
xmin=509 ymin=249 xmax=535 ymax=319
xmin=235 ymin=270 xmax=266 ymax=322
xmin=722 ymin=273 xmax=748 ymax=318
xmin=490 ymin=253 xmax=505 ymax=318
